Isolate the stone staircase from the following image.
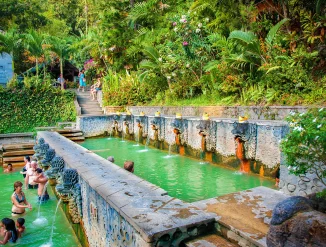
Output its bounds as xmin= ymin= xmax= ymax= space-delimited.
xmin=76 ymin=90 xmax=104 ymax=116
xmin=1 ymin=143 xmax=35 ymax=168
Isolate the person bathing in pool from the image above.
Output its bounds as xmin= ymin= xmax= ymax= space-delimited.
xmin=11 ymin=181 xmax=32 ymax=217
xmin=0 ymin=218 xmax=18 ymax=244
xmin=33 ymin=168 xmax=50 ymax=202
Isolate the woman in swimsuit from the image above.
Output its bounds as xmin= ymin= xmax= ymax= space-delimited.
xmin=11 ymin=181 xmax=32 ymax=217
xmin=0 ymin=218 xmax=18 ymax=244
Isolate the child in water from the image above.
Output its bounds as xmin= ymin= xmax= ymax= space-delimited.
xmin=0 ymin=218 xmax=18 ymax=244
xmin=16 ymin=218 xmax=25 ymax=238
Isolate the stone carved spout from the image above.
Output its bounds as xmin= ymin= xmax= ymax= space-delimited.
xmin=55 ymin=168 xmax=82 ymax=223
xmin=171 ymin=118 xmax=188 ymax=146
xmin=136 ymin=116 xmax=148 ymax=139
xmin=45 ymin=156 xmax=65 ymax=180
xmin=33 ymin=142 xmax=49 ymax=160
xmin=196 ymin=120 xmax=210 ymax=152
xmin=231 ymin=121 xmax=257 ymax=173
xmin=39 ymin=148 xmax=56 ymax=169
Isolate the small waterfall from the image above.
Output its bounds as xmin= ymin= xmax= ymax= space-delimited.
xmin=33 ymin=182 xmax=49 ymax=226
xmin=37 ymin=182 xmax=49 ymax=217
xmin=49 ymin=198 xmax=62 ymax=243
xmin=145 ymin=135 xmax=150 ymax=150
xmin=168 ymin=143 xmax=172 ymax=156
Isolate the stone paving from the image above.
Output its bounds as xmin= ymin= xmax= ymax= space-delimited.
xmin=192 ymin=187 xmax=289 ymax=247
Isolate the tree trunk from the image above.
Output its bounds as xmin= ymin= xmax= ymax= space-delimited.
xmin=36 ymin=59 xmax=39 ymax=78
xmin=282 ymin=1 xmax=291 ymax=34
xmin=60 ymin=58 xmax=64 ymax=90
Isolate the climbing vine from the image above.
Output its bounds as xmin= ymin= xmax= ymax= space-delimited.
xmin=0 ymin=88 xmax=76 ymax=133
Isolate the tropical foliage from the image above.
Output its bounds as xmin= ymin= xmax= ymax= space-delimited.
xmin=281 ymin=108 xmax=326 ymax=187
xmin=0 ymin=0 xmax=325 ymax=106
xmin=0 ymin=86 xmax=76 ymax=134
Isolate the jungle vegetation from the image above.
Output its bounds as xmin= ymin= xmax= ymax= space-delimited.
xmin=0 ymin=0 xmax=325 ymax=106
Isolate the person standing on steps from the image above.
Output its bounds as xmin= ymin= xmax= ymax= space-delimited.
xmin=78 ymin=69 xmax=86 ymax=92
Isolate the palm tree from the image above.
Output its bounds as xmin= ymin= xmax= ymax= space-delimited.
xmin=227 ymin=18 xmax=289 ymax=74
xmin=0 ymin=28 xmax=21 ymax=73
xmin=24 ymin=30 xmax=46 ymax=78
xmin=47 ymin=36 xmax=74 ymax=90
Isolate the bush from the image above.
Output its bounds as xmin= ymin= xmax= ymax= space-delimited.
xmin=0 ymin=88 xmax=76 ymax=133
xmin=281 ymin=108 xmax=326 ymax=187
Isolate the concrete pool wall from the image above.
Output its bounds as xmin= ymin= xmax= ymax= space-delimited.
xmin=38 ymin=131 xmax=216 ymax=246
xmin=76 ymin=113 xmax=326 ymax=197
xmin=77 ymin=114 xmax=286 ymax=175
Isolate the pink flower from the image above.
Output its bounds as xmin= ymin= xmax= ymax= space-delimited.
xmin=172 ymin=22 xmax=177 ymax=26
xmin=183 ymin=41 xmax=189 ymax=46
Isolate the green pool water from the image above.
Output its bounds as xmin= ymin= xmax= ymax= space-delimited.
xmin=0 ymin=169 xmax=81 ymax=247
xmin=80 ymin=137 xmax=275 ymax=202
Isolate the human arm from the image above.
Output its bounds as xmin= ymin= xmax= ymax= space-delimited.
xmin=33 ymin=175 xmax=48 ymax=184
xmin=0 ymin=231 xmax=11 ymax=244
xmin=25 ymin=173 xmax=29 ymax=189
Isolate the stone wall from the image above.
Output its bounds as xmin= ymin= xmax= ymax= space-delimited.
xmin=38 ymin=131 xmax=215 ymax=247
xmin=128 ymin=106 xmax=310 ymax=120
xmin=78 ymin=114 xmax=287 ymax=173
xmin=76 ymin=115 xmax=113 ymax=137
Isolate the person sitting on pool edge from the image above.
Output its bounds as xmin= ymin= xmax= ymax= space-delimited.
xmin=4 ymin=164 xmax=14 ymax=173
xmin=123 ymin=161 xmax=134 ymax=173
xmin=33 ymin=168 xmax=50 ymax=202
xmin=11 ymin=181 xmax=32 ymax=217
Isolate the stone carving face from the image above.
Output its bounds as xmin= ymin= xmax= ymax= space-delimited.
xmin=231 ymin=122 xmax=250 ymax=141
xmin=43 ymin=148 xmax=56 ymax=162
xmin=40 ymin=143 xmax=50 ymax=154
xmin=46 ymin=156 xmax=65 ymax=178
xmin=33 ymin=138 xmax=46 ymax=152
xmin=62 ymin=169 xmax=79 ymax=189
xmin=231 ymin=122 xmax=257 ymax=160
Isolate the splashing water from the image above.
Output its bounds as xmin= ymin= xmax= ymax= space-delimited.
xmin=144 ymin=135 xmax=150 ymax=150
xmin=40 ymin=198 xmax=62 ymax=247
xmin=37 ymin=182 xmax=49 ymax=217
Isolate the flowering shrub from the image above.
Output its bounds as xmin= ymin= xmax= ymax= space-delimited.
xmin=281 ymin=108 xmax=326 ymax=187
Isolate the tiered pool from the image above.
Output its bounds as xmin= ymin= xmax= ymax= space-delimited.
xmin=81 ymin=137 xmax=275 ymax=202
xmin=0 ymin=169 xmax=81 ymax=247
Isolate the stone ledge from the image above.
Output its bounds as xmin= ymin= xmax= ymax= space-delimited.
xmin=38 ymin=131 xmax=216 ymax=243
xmin=192 ymin=187 xmax=289 ymax=247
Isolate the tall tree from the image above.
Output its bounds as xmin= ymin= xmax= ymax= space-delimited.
xmin=24 ymin=30 xmax=46 ymax=78
xmin=0 ymin=28 xmax=21 ymax=73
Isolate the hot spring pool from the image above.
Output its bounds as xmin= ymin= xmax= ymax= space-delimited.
xmin=80 ymin=137 xmax=275 ymax=202
xmin=0 ymin=169 xmax=81 ymax=247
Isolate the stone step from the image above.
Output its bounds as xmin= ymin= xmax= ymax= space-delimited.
xmin=3 ymin=156 xmax=25 ymax=162
xmin=61 ymin=132 xmax=83 ymax=137
xmin=3 ymin=150 xmax=35 ymax=157
xmin=185 ymin=233 xmax=238 ymax=247
xmin=56 ymin=129 xmax=82 ymax=134
xmin=81 ymin=107 xmax=102 ymax=110
xmin=68 ymin=136 xmax=85 ymax=141
xmin=81 ymin=109 xmax=103 ymax=114
xmin=2 ymin=143 xmax=35 ymax=151
xmin=0 ymin=132 xmax=34 ymax=138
